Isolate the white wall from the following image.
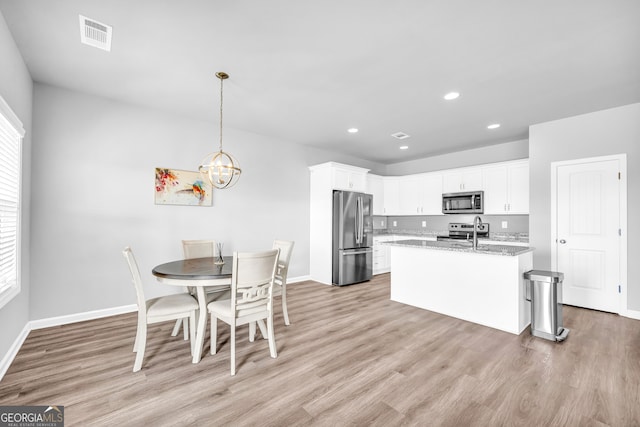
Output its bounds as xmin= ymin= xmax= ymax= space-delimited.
xmin=529 ymin=103 xmax=640 ymax=311
xmin=385 ymin=139 xmax=528 ymax=175
xmin=30 ymin=83 xmax=384 ymax=320
xmin=0 ymin=10 xmax=32 ymax=367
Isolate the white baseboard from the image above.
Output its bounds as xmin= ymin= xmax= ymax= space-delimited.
xmin=29 ymin=304 xmax=137 ymax=330
xmin=287 ymin=275 xmax=311 ymax=284
xmin=0 ymin=322 xmax=30 ymax=381
xmin=622 ymin=308 xmax=640 ymax=321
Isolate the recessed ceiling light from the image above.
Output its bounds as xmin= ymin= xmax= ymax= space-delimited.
xmin=444 ymin=92 xmax=460 ymax=100
xmin=347 ymin=128 xmax=358 ymax=133
xmin=399 ymin=145 xmax=409 ymax=150
xmin=487 ymin=123 xmax=501 ymax=129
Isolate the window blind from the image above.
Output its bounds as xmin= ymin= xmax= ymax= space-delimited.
xmin=0 ymin=96 xmax=24 ymax=305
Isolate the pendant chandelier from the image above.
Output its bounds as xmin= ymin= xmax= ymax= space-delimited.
xmin=199 ymin=72 xmax=241 ymax=189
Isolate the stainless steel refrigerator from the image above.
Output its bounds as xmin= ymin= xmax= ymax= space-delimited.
xmin=332 ymin=190 xmax=373 ymax=286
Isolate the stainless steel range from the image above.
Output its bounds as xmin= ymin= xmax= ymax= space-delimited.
xmin=437 ymin=222 xmax=489 ymax=242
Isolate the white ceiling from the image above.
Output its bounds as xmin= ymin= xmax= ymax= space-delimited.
xmin=1 ymin=0 xmax=638 ymax=164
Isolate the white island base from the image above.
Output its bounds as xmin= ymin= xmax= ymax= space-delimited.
xmin=390 ymin=245 xmax=533 ymax=334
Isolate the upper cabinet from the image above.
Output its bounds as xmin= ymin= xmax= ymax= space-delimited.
xmin=442 ymin=168 xmax=483 ymax=193
xmin=311 ymin=162 xmax=369 ymax=192
xmin=367 ymin=174 xmax=385 ymax=215
xmin=332 ymin=165 xmax=368 ymax=192
xmin=482 ymin=160 xmax=529 ymax=214
xmin=398 ymin=173 xmax=443 ymax=215
xmin=382 ymin=177 xmax=400 ymax=216
xmin=310 ymin=159 xmax=529 ymax=222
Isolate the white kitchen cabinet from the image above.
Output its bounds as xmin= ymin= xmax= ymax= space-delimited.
xmin=330 ymin=163 xmax=368 ymax=192
xmin=422 ymin=173 xmax=444 ymax=215
xmin=507 ymin=161 xmax=529 ymax=213
xmin=398 ymin=175 xmax=422 ymax=215
xmin=397 ymin=173 xmax=443 ymax=215
xmin=373 ymin=235 xmax=394 ymax=274
xmin=382 ymin=177 xmax=400 ymax=215
xmin=442 ymin=168 xmax=483 ymax=193
xmin=482 ymin=160 xmax=529 ymax=214
xmin=367 ymin=174 xmax=385 ymax=215
xmin=308 ymin=162 xmax=370 ymax=284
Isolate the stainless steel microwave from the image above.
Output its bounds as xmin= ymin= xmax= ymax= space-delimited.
xmin=442 ymin=191 xmax=484 ymax=214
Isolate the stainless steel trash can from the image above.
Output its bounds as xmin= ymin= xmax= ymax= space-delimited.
xmin=524 ymin=270 xmax=569 ymax=342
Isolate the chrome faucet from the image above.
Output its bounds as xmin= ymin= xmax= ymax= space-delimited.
xmin=473 ymin=215 xmax=483 ymax=250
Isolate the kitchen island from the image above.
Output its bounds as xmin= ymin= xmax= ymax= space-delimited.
xmin=387 ymin=239 xmax=533 ymax=334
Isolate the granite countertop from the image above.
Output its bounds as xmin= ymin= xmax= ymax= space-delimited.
xmin=373 ymin=229 xmax=529 ymax=244
xmin=373 ymin=229 xmax=444 ymax=237
xmin=385 ymin=239 xmax=534 ymax=256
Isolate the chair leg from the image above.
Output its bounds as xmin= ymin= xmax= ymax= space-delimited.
xmin=256 ymin=319 xmax=268 ymax=340
xmin=281 ymin=284 xmax=291 ymax=326
xmin=133 ymin=322 xmax=147 ymax=372
xmin=133 ymin=326 xmax=140 ymax=353
xmin=230 ymin=323 xmax=236 ymax=376
xmin=171 ymin=319 xmax=182 ymax=337
xmin=249 ymin=322 xmax=256 ymax=342
xmin=183 ymin=317 xmax=189 ymax=341
xmin=133 ymin=312 xmax=144 ymax=352
xmin=189 ymin=313 xmax=196 ymax=356
xmin=267 ymin=314 xmax=277 ymax=358
xmin=210 ymin=313 xmax=218 ymax=355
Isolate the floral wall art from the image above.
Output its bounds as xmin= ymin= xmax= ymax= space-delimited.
xmin=154 ymin=168 xmax=212 ymax=206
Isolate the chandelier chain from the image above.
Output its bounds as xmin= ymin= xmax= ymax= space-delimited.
xmin=219 ymin=76 xmax=224 ymax=152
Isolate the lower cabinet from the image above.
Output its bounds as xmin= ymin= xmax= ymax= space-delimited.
xmin=373 ymin=236 xmax=394 ymax=275
xmin=373 ymin=235 xmax=437 ymax=275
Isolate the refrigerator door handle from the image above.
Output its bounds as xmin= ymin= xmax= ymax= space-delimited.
xmin=342 ymin=249 xmax=373 ymax=255
xmin=359 ymin=196 xmax=364 ymax=244
xmin=355 ymin=196 xmax=362 ymax=244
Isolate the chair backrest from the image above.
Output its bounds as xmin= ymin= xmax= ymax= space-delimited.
xmin=272 ymin=240 xmax=294 ymax=286
xmin=122 ymin=247 xmax=146 ymax=315
xmin=182 ymin=239 xmax=215 ymax=259
xmin=231 ymin=249 xmax=280 ymax=318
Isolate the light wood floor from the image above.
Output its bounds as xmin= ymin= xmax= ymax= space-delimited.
xmin=1 ymin=274 xmax=639 ymax=426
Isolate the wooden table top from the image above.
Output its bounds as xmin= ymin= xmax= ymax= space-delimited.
xmin=152 ymin=256 xmax=233 ymax=280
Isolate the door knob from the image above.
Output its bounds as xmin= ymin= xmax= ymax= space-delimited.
xmin=559 ymin=239 xmax=567 ymax=244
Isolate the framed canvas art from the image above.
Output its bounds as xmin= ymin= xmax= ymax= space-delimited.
xmin=155 ymin=168 xmax=213 ymax=206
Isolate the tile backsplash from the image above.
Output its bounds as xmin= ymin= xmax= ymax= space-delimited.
xmin=374 ymin=214 xmax=528 ymax=234
xmin=372 ymin=217 xmax=387 ymax=229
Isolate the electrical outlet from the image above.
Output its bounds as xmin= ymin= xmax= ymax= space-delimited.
xmin=501 ymin=221 xmax=508 ymax=229
xmin=393 ymin=221 xmax=397 ymax=227
xmin=422 ymin=221 xmax=427 ymax=227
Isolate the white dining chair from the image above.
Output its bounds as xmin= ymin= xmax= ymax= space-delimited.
xmin=172 ymin=239 xmax=222 ymax=337
xmin=272 ymin=240 xmax=295 ymax=325
xmin=208 ymin=249 xmax=280 ymax=375
xmin=249 ymin=240 xmax=295 ymax=341
xmin=182 ymin=239 xmax=215 ymax=259
xmin=122 ymin=246 xmax=198 ymax=372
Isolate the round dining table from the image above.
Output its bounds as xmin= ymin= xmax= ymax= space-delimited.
xmin=152 ymin=256 xmax=233 ymax=363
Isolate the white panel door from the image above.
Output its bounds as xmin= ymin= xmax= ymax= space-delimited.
xmin=556 ymin=159 xmax=620 ymax=313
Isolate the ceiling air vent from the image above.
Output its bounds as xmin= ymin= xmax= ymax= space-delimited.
xmin=391 ymin=132 xmax=410 ymax=140
xmin=79 ymin=15 xmax=112 ymax=51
